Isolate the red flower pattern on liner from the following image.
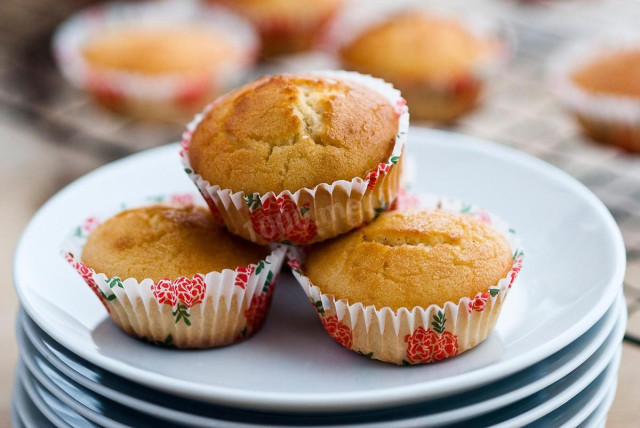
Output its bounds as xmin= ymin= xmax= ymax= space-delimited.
xmin=468 ymin=292 xmax=489 ymax=313
xmin=391 ymin=189 xmax=420 ymax=210
xmin=248 ymin=194 xmax=318 ymax=243
xmin=287 ymin=258 xmax=301 ymax=273
xmin=244 ymin=286 xmax=274 ymax=332
xmin=234 ymin=265 xmax=256 ymax=289
xmin=87 ymin=74 xmax=124 ymax=109
xmin=82 ymin=216 xmax=100 ymax=234
xmin=174 ymin=274 xmax=206 ymax=308
xmin=404 ymin=311 xmax=458 ymax=364
xmin=175 ymin=78 xmax=211 ymax=108
xmin=71 ymin=260 xmax=110 ymax=312
xmin=321 ymin=315 xmax=353 ymax=350
xmin=364 ymin=163 xmax=391 ymax=190
xmin=431 ymin=331 xmax=459 ymax=362
xmin=473 ymin=209 xmax=492 ymax=224
xmin=180 ymin=130 xmax=192 ymax=156
xmin=509 ymin=254 xmax=524 ymax=288
xmin=170 ymin=193 xmax=195 ymax=205
xmin=151 ymin=279 xmax=177 ymax=306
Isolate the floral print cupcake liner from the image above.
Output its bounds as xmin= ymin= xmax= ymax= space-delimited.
xmin=52 ymin=1 xmax=258 ymax=122
xmin=548 ymin=34 xmax=640 ymax=152
xmin=62 ymin=193 xmax=286 ymax=349
xmin=181 ymin=70 xmax=409 ymax=245
xmin=289 ymin=194 xmax=524 ymax=365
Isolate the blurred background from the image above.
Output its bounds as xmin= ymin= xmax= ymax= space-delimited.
xmin=3 ymin=0 xmax=640 ymax=426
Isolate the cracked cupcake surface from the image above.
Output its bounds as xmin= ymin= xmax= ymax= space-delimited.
xmin=304 ymin=209 xmax=513 ymax=310
xmin=188 ymin=73 xmax=398 ymax=194
xmin=82 ymin=204 xmax=269 ymax=282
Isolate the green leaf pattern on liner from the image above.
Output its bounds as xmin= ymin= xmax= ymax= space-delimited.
xmin=173 ymin=304 xmax=191 ymax=326
xmin=105 ymin=277 xmax=124 ymax=289
xmin=314 ymin=300 xmax=325 ymax=315
xmin=100 ymin=291 xmax=117 ymax=301
xmin=431 ymin=310 xmax=447 ymax=335
xmin=244 ymin=194 xmax=262 ymax=211
xmin=263 ymin=271 xmax=274 ymax=292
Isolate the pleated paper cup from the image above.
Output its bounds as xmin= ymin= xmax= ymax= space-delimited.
xmin=52 ymin=0 xmax=258 ymax=122
xmin=327 ymin=8 xmax=512 ymax=122
xmin=61 ymin=193 xmax=286 ymax=349
xmin=181 ymin=70 xmax=409 ymax=245
xmin=549 ymin=34 xmax=640 ymax=152
xmin=289 ymin=195 xmax=524 ymax=365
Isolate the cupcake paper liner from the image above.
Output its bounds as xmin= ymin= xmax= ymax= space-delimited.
xmin=180 ymin=70 xmax=409 ymax=245
xmin=548 ymin=34 xmax=640 ymax=151
xmin=61 ymin=192 xmax=286 ymax=349
xmin=52 ymin=0 xmax=258 ymax=122
xmin=289 ymin=194 xmax=524 ymax=365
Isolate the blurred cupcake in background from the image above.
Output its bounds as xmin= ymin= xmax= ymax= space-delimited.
xmin=549 ymin=35 xmax=640 ymax=152
xmin=53 ymin=0 xmax=258 ymax=122
xmin=209 ymin=0 xmax=345 ymax=58
xmin=336 ymin=12 xmax=509 ymax=124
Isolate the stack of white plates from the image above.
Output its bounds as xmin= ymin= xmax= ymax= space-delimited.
xmin=13 ymin=129 xmax=626 ymax=428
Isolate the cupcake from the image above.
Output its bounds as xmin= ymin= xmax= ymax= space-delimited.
xmin=181 ymin=71 xmax=408 ymax=245
xmin=290 ymin=196 xmax=523 ymax=365
xmin=63 ymin=201 xmax=286 ymax=348
xmin=53 ymin=1 xmax=257 ymax=122
xmin=338 ymin=12 xmax=505 ymax=123
xmin=550 ymin=38 xmax=640 ymax=152
xmin=210 ymin=0 xmax=344 ymax=57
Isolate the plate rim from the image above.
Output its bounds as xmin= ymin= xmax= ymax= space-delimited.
xmin=13 ymin=128 xmax=627 ymax=410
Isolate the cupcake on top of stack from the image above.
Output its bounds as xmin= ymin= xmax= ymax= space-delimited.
xmin=339 ymin=12 xmax=504 ymax=123
xmin=181 ymin=71 xmax=408 ymax=245
xmin=65 ymin=203 xmax=285 ymax=349
xmin=290 ymin=202 xmax=523 ymax=365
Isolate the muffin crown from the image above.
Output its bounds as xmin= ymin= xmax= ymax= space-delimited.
xmin=305 ymin=209 xmax=514 ymax=310
xmin=571 ymin=48 xmax=640 ymax=97
xmin=81 ymin=204 xmax=269 ymax=282
xmin=340 ymin=13 xmax=493 ymax=81
xmin=188 ymin=73 xmax=399 ymax=194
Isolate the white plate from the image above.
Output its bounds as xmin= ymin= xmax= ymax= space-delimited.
xmin=17 ymin=292 xmax=624 ymax=427
xmin=13 ymin=128 xmax=626 ymax=411
xmin=578 ymin=378 xmax=617 ymax=428
xmin=15 ymin=364 xmax=96 ymax=428
xmin=17 ymin=302 xmax=625 ymax=428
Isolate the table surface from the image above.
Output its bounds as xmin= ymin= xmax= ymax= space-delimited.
xmin=2 ymin=0 xmax=640 ymax=426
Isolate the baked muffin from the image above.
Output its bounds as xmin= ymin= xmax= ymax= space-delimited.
xmin=290 ymin=200 xmax=523 ymax=365
xmin=567 ymin=48 xmax=640 ymax=152
xmin=339 ymin=13 xmax=503 ymax=123
xmin=65 ymin=203 xmax=286 ymax=348
xmin=182 ymin=71 xmax=408 ymax=245
xmin=53 ymin=1 xmax=257 ymax=122
xmin=211 ymin=0 xmax=344 ymax=57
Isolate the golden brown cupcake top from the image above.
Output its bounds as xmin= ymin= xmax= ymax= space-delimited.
xmin=188 ymin=73 xmax=398 ymax=194
xmin=340 ymin=13 xmax=493 ymax=81
xmin=571 ymin=49 xmax=640 ymax=98
xmin=304 ymin=209 xmax=513 ymax=310
xmin=82 ymin=204 xmax=269 ymax=282
xmin=83 ymin=27 xmax=236 ymax=75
